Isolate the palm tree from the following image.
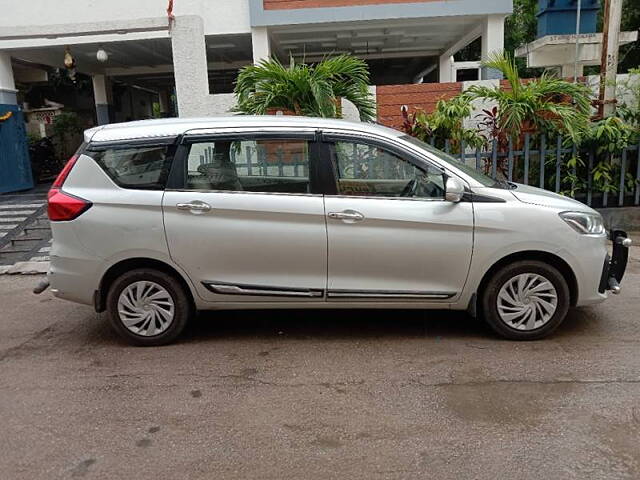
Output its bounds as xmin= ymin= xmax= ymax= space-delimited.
xmin=234 ymin=55 xmax=376 ymax=122
xmin=465 ymin=52 xmax=593 ymax=145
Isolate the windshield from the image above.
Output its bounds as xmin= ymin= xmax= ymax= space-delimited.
xmin=399 ymin=135 xmax=498 ymax=187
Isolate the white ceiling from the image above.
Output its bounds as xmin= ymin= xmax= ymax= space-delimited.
xmin=271 ymin=16 xmax=484 ymax=60
xmin=8 ymin=16 xmax=484 ymax=90
xmin=9 ymin=34 xmax=254 ymax=75
xmin=10 ymin=38 xmax=173 ymax=74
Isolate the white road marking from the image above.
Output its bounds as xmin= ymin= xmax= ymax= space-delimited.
xmin=0 ymin=203 xmax=45 ymax=210
xmin=29 ymin=256 xmax=50 ymax=262
xmin=38 ymin=246 xmax=51 ymax=253
xmin=0 ymin=217 xmax=28 ymax=222
xmin=0 ymin=224 xmax=18 ymax=230
xmin=0 ymin=210 xmax=36 ymax=216
xmin=3 ymin=261 xmax=49 ymax=274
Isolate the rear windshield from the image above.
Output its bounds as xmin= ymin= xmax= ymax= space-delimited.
xmin=87 ymin=144 xmax=172 ymax=190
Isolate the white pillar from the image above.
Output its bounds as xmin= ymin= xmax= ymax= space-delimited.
xmin=251 ymin=27 xmax=271 ymax=64
xmin=601 ymin=0 xmax=623 ymax=117
xmin=481 ymin=14 xmax=505 ymax=80
xmin=439 ymin=55 xmax=454 ymax=83
xmin=92 ymin=74 xmax=111 ymax=125
xmin=171 ymin=15 xmax=211 ymax=117
xmin=0 ymin=52 xmax=17 ymax=105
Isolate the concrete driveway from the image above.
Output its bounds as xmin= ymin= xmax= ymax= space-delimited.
xmin=1 ymin=249 xmax=639 ymax=479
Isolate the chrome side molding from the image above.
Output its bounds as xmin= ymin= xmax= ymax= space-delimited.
xmin=327 ymin=290 xmax=455 ymax=300
xmin=204 ymin=282 xmax=324 ymax=298
xmin=203 ymin=282 xmax=455 ymax=300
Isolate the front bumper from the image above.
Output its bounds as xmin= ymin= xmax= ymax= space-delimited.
xmin=598 ymin=230 xmax=632 ymax=294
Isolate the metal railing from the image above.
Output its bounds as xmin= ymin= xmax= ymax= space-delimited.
xmin=437 ymin=134 xmax=640 ymax=208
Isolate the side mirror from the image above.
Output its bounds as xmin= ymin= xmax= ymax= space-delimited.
xmin=445 ymin=177 xmax=465 ymax=203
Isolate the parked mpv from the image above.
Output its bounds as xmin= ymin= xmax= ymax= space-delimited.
xmin=46 ymin=116 xmax=630 ymax=345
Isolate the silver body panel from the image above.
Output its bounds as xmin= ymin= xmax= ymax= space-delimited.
xmin=51 ymin=116 xmax=610 ymax=312
xmin=162 ymin=190 xmax=327 ymax=303
xmin=324 ymin=195 xmax=473 ymax=301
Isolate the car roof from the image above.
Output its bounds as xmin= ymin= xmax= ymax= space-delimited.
xmin=85 ymin=116 xmax=404 ymax=143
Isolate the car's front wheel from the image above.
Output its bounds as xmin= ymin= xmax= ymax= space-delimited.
xmin=106 ymin=268 xmax=191 ymax=346
xmin=481 ymin=260 xmax=570 ymax=340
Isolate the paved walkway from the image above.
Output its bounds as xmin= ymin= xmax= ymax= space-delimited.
xmin=0 ymin=184 xmax=51 ymax=274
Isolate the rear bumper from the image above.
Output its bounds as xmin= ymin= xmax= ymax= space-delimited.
xmin=48 ymin=255 xmax=101 ymax=306
xmin=598 ymin=230 xmax=631 ymax=294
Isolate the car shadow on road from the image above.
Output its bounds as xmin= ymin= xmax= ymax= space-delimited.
xmin=177 ymin=306 xmax=606 ymax=345
xmin=84 ymin=305 xmax=605 ymax=347
xmin=177 ymin=309 xmax=494 ymax=344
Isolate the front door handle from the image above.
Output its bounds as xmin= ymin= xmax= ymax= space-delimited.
xmin=176 ymin=200 xmax=212 ymax=213
xmin=327 ymin=209 xmax=365 ymax=222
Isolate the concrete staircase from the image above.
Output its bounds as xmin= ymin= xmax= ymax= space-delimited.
xmin=0 ymin=187 xmax=51 ymax=271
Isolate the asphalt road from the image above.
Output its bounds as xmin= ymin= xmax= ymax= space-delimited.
xmin=1 ymin=250 xmax=639 ymax=480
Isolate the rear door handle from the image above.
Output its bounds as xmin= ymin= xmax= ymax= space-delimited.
xmin=327 ymin=209 xmax=365 ymax=222
xmin=176 ymin=201 xmax=212 ymax=213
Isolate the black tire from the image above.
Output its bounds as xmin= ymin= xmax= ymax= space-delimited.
xmin=481 ymin=260 xmax=570 ymax=340
xmin=106 ymin=268 xmax=191 ymax=346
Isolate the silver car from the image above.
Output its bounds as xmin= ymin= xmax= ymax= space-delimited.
xmin=46 ymin=116 xmax=630 ymax=346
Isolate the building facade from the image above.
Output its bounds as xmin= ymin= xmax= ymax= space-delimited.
xmin=0 ymin=0 xmax=512 ymax=124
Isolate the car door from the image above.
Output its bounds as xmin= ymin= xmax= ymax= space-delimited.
xmin=321 ymin=133 xmax=474 ymax=302
xmin=163 ymin=130 xmax=327 ymax=302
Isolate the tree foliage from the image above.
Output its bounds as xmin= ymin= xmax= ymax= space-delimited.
xmin=505 ymin=0 xmax=538 ymax=53
xmin=465 ymin=52 xmax=593 ymax=144
xmin=618 ymin=0 xmax=640 ymax=74
xmin=401 ymin=53 xmax=639 ymax=198
xmin=401 ymin=95 xmax=486 ymax=151
xmin=616 ymin=68 xmax=640 ymax=138
xmin=234 ymin=55 xmax=376 ymax=122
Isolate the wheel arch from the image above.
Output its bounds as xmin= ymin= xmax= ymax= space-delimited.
xmin=95 ymin=257 xmax=196 ymax=313
xmin=476 ymin=250 xmax=579 ymax=308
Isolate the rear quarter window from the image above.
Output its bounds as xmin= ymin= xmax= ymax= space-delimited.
xmin=87 ymin=144 xmax=173 ymax=189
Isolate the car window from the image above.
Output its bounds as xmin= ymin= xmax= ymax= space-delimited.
xmin=89 ymin=145 xmax=170 ymax=189
xmin=329 ymin=140 xmax=445 ymax=199
xmin=185 ymin=138 xmax=311 ymax=194
xmin=400 ymin=134 xmax=498 ymax=187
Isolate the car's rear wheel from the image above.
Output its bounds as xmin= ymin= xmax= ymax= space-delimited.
xmin=481 ymin=260 xmax=570 ymax=340
xmin=106 ymin=268 xmax=191 ymax=346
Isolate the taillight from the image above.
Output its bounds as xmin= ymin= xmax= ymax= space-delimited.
xmin=51 ymin=154 xmax=79 ymax=190
xmin=48 ymin=189 xmax=92 ymax=221
xmin=47 ymin=154 xmax=91 ymax=221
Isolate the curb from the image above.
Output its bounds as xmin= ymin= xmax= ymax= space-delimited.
xmin=0 ymin=261 xmax=49 ymax=275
